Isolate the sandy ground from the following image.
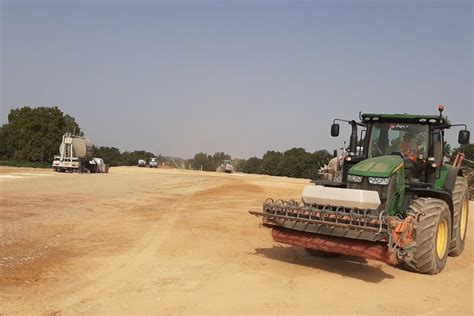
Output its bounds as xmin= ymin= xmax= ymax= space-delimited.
xmin=0 ymin=166 xmax=472 ymax=315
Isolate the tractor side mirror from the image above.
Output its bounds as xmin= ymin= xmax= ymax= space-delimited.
xmin=458 ymin=130 xmax=470 ymax=144
xmin=331 ymin=123 xmax=340 ymax=137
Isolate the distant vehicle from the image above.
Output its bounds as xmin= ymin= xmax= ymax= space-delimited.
xmin=52 ymin=132 xmax=108 ymax=173
xmin=216 ymin=160 xmax=234 ymax=173
xmin=149 ymin=158 xmax=158 ymax=168
xmin=138 ymin=159 xmax=146 ymax=167
xmin=89 ymin=158 xmax=108 ymax=173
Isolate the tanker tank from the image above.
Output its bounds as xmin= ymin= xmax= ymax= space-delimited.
xmin=58 ymin=137 xmax=93 ymax=158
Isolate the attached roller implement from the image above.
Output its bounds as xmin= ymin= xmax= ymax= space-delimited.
xmin=250 ymin=105 xmax=470 ymax=274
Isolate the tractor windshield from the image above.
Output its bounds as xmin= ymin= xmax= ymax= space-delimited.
xmin=368 ymin=122 xmax=429 ymax=161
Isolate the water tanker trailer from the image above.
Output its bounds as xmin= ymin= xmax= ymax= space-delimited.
xmin=53 ymin=132 xmax=108 ymax=173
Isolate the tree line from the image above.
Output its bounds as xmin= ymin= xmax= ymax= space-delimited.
xmin=1 ymin=106 xmax=473 ymax=180
xmin=238 ymin=148 xmax=333 ymax=179
xmin=187 ymin=149 xmax=334 ymax=179
xmin=189 ymin=152 xmax=231 ymax=171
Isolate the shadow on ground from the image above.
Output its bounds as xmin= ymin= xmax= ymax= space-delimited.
xmin=253 ymin=245 xmax=395 ymax=283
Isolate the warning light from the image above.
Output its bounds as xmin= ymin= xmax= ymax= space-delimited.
xmin=438 ymin=104 xmax=445 ymax=118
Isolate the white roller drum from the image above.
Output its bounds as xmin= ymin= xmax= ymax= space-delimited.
xmin=302 ymin=185 xmax=381 ymax=209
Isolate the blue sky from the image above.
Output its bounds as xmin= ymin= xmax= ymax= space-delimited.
xmin=1 ymin=0 xmax=472 ymax=158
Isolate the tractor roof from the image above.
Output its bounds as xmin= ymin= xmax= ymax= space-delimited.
xmin=361 ymin=113 xmax=451 ymax=128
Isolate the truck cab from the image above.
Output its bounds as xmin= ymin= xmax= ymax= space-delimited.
xmin=149 ymin=158 xmax=158 ymax=168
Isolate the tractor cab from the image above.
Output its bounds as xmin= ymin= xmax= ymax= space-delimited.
xmin=330 ymin=107 xmax=470 ymax=189
xmin=363 ymin=114 xmax=444 ymax=186
xmin=361 ymin=111 xmax=470 ymax=187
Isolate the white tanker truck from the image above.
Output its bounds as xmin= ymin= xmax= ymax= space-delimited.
xmin=52 ymin=132 xmax=108 ymax=173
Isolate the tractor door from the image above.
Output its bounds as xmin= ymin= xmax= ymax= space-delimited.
xmin=427 ymin=128 xmax=444 ymax=184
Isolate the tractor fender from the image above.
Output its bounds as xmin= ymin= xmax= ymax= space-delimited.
xmin=409 ymin=188 xmax=454 ymax=216
xmin=442 ymin=166 xmax=463 ymax=194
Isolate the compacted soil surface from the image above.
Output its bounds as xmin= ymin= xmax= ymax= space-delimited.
xmin=1 ymin=166 xmax=472 ymax=315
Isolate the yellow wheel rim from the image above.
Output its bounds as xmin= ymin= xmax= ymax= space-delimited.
xmin=436 ymin=219 xmax=448 ymax=259
xmin=460 ymin=197 xmax=468 ymax=241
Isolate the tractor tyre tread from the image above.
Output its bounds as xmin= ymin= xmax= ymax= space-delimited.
xmin=401 ymin=198 xmax=451 ymax=275
xmin=449 ymin=177 xmax=469 ymax=256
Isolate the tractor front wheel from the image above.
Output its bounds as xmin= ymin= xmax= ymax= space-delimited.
xmin=401 ymin=198 xmax=451 ymax=275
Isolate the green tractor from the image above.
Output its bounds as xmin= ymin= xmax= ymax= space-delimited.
xmin=250 ymin=106 xmax=470 ymax=274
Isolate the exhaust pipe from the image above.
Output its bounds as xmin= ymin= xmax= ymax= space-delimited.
xmin=272 ymin=227 xmax=397 ymax=265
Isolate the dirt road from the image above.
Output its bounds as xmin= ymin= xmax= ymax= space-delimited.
xmin=0 ymin=166 xmax=472 ymax=315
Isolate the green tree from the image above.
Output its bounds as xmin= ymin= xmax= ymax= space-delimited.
xmin=275 ymin=148 xmax=309 ymax=178
xmin=191 ymin=152 xmax=214 ymax=171
xmin=1 ymin=106 xmax=80 ymax=162
xmin=189 ymin=152 xmax=232 ymax=171
xmin=232 ymin=158 xmax=247 ymax=172
xmin=212 ymin=152 xmax=231 ymax=170
xmin=0 ymin=126 xmax=8 ymax=160
xmin=260 ymin=150 xmax=284 ymax=176
xmin=302 ymin=150 xmax=333 ymax=179
xmin=239 ymin=148 xmax=333 ymax=179
xmin=93 ymin=146 xmax=122 ymax=166
xmin=241 ymin=157 xmax=262 ymax=174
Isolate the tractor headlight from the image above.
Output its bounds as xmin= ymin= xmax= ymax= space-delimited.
xmin=347 ymin=175 xmax=363 ymax=183
xmin=368 ymin=177 xmax=390 ymax=185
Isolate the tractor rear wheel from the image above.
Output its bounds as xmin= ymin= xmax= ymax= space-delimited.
xmin=305 ymin=248 xmax=341 ymax=258
xmin=402 ymin=198 xmax=451 ymax=275
xmin=449 ymin=176 xmax=469 ymax=256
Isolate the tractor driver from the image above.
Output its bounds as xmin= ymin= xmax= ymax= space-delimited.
xmin=400 ymin=133 xmax=418 ymax=163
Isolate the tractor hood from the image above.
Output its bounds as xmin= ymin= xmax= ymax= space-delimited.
xmin=349 ymin=156 xmax=403 ymax=178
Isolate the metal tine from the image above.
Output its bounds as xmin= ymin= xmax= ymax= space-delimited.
xmin=378 ymin=210 xmax=387 ymax=234
xmin=321 ymin=204 xmax=329 ymax=222
xmin=264 ymin=198 xmax=274 ymax=205
xmin=263 ymin=198 xmax=386 ymax=231
xmin=363 ymin=209 xmax=369 ymax=227
xmin=259 ymin=212 xmax=384 ymax=232
xmin=354 ymin=207 xmax=361 ymax=231
xmin=349 ymin=207 xmax=354 ymax=226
